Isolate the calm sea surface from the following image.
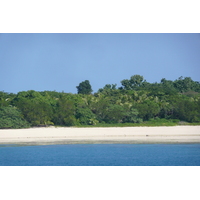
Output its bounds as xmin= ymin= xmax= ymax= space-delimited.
xmin=0 ymin=144 xmax=200 ymax=166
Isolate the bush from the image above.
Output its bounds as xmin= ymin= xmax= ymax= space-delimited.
xmin=0 ymin=106 xmax=30 ymax=129
xmin=64 ymin=116 xmax=77 ymax=126
xmin=75 ymin=107 xmax=97 ymax=125
xmin=174 ymin=100 xmax=200 ymax=122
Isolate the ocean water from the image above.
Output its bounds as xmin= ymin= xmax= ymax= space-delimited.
xmin=0 ymin=144 xmax=200 ymax=166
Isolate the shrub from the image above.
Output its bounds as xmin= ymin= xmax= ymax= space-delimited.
xmin=0 ymin=106 xmax=30 ymax=129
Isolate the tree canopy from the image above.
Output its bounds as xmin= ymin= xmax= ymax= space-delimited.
xmin=1 ymin=75 xmax=200 ymax=128
xmin=0 ymin=106 xmax=30 ymax=129
xmin=76 ymin=80 xmax=93 ymax=94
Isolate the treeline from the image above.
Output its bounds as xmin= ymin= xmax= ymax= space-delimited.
xmin=0 ymin=75 xmax=200 ymax=129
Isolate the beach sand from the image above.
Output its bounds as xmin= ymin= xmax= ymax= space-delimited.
xmin=0 ymin=126 xmax=200 ymax=145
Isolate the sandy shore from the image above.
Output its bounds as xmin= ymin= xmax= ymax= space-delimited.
xmin=0 ymin=126 xmax=200 ymax=145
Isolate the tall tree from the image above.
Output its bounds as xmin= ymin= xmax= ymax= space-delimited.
xmin=76 ymin=80 xmax=93 ymax=94
xmin=121 ymin=75 xmax=144 ymax=90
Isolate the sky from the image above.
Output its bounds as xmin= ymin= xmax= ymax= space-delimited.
xmin=0 ymin=33 xmax=200 ymax=94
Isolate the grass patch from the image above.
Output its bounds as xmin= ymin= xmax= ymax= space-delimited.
xmin=182 ymin=122 xmax=200 ymax=126
xmin=39 ymin=119 xmax=200 ymax=128
xmin=74 ymin=119 xmax=180 ymax=127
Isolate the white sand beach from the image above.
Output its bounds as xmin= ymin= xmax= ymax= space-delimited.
xmin=0 ymin=126 xmax=200 ymax=145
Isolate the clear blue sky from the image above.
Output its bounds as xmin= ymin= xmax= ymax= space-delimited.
xmin=0 ymin=33 xmax=200 ymax=94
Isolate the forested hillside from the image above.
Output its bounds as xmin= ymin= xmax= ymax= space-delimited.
xmin=1 ymin=75 xmax=200 ymax=128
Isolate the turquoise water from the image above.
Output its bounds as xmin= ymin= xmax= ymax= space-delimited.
xmin=0 ymin=144 xmax=200 ymax=166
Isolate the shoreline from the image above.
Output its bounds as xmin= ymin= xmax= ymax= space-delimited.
xmin=0 ymin=126 xmax=200 ymax=145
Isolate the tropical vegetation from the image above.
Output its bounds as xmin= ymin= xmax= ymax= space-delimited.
xmin=1 ymin=75 xmax=200 ymax=128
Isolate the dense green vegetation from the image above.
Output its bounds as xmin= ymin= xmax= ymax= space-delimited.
xmin=76 ymin=80 xmax=93 ymax=94
xmin=1 ymin=75 xmax=200 ymax=129
xmin=0 ymin=106 xmax=30 ymax=129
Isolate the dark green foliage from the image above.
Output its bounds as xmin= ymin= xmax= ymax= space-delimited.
xmin=15 ymin=99 xmax=53 ymax=126
xmin=1 ymin=75 xmax=200 ymax=128
xmin=104 ymin=104 xmax=126 ymax=123
xmin=136 ymin=100 xmax=160 ymax=120
xmin=160 ymin=78 xmax=177 ymax=95
xmin=173 ymin=99 xmax=200 ymax=122
xmin=0 ymin=92 xmax=9 ymax=108
xmin=76 ymin=80 xmax=93 ymax=94
xmin=122 ymin=107 xmax=142 ymax=123
xmin=174 ymin=77 xmax=196 ymax=93
xmin=0 ymin=106 xmax=30 ymax=129
xmin=98 ymin=84 xmax=117 ymax=94
xmin=12 ymin=90 xmax=54 ymax=126
xmin=0 ymin=91 xmax=15 ymax=108
xmin=75 ymin=107 xmax=96 ymax=125
xmin=53 ymin=97 xmax=76 ymax=126
xmin=92 ymin=97 xmax=110 ymax=122
xmin=121 ymin=75 xmax=144 ymax=90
